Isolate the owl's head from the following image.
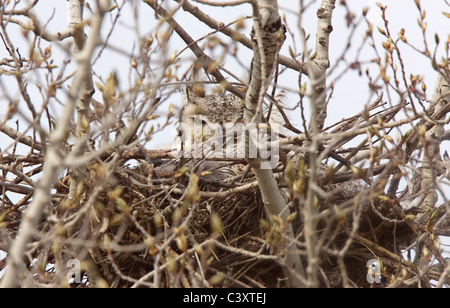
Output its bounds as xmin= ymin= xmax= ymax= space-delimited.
xmin=181 ymin=83 xmax=243 ymax=127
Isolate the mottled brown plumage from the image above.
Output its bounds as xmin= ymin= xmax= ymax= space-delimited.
xmin=179 ymin=82 xmax=244 ymax=181
xmin=182 ymin=85 xmax=243 ymax=125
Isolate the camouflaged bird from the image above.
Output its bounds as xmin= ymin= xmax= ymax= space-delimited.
xmin=181 ymin=84 xmax=243 ymax=125
xmin=179 ymin=82 xmax=245 ymax=182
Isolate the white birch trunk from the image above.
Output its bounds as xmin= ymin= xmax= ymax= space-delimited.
xmin=420 ymin=73 xmax=449 ymax=208
xmin=0 ymin=0 xmax=110 ymax=287
xmin=67 ymin=0 xmax=96 ymax=203
xmin=307 ymin=0 xmax=335 ymax=134
xmin=244 ymin=0 xmax=306 ymax=287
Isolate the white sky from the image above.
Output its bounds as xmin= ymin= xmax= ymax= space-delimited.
xmin=0 ymin=2 xmax=448 ymax=194
xmin=0 ymin=1 xmax=449 ymax=148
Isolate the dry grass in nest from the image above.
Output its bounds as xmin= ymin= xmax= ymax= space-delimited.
xmin=2 ymin=155 xmax=447 ymax=288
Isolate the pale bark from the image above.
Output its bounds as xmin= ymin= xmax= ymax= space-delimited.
xmin=67 ymin=0 xmax=96 ymax=203
xmin=173 ymin=0 xmax=304 ymax=73
xmin=306 ymin=0 xmax=335 ymax=134
xmin=244 ymin=0 xmax=306 ymax=287
xmin=420 ymin=73 xmax=449 ymax=209
xmin=300 ymin=0 xmax=336 ymax=287
xmin=0 ymin=0 xmax=110 ymax=288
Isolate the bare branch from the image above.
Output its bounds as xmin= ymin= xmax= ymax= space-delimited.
xmin=0 ymin=0 xmax=110 ymax=287
xmin=143 ymin=0 xmax=245 ymax=99
xmin=243 ymin=0 xmax=305 ymax=287
xmin=174 ymin=0 xmax=304 ymax=72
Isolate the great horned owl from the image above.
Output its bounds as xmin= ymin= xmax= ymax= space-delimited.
xmin=181 ymin=85 xmax=243 ymax=126
xmin=174 ymin=78 xmax=363 ymax=199
xmin=179 ymin=82 xmax=245 ymax=182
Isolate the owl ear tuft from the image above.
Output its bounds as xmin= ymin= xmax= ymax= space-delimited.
xmin=192 ymin=85 xmax=206 ymax=98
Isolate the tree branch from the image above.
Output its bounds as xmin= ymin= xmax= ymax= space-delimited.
xmin=143 ymin=0 xmax=245 ymax=99
xmin=243 ymin=0 xmax=305 ymax=287
xmin=174 ymin=0 xmax=304 ymax=72
xmin=0 ymin=0 xmax=110 ymax=288
xmin=419 ymin=72 xmax=449 ymax=209
xmin=306 ymin=0 xmax=336 ymax=134
xmin=67 ymin=0 xmax=96 ymax=203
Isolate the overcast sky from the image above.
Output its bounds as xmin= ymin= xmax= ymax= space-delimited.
xmin=1 ymin=1 xmax=449 ymax=147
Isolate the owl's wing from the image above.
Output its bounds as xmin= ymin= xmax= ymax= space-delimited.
xmin=198 ymin=160 xmax=239 ymax=182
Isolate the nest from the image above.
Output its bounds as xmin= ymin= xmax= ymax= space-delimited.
xmin=49 ymin=152 xmax=434 ymax=288
xmin=107 ymin=159 xmax=275 ymax=288
xmin=2 ymin=148 xmax=447 ymax=288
